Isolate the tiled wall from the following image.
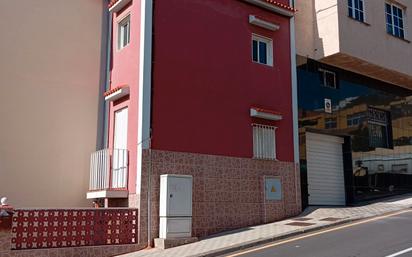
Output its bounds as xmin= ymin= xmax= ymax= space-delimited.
xmin=1 ymin=228 xmax=142 ymax=257
xmin=135 ymin=150 xmax=301 ymax=245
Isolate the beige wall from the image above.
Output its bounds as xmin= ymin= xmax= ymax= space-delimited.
xmin=338 ymin=0 xmax=412 ymax=76
xmin=295 ymin=0 xmax=340 ymax=59
xmin=0 ymin=0 xmax=107 ymax=207
xmin=296 ymin=0 xmax=412 ymax=78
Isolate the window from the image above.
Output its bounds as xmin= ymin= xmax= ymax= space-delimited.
xmin=252 ymin=35 xmax=273 ymax=66
xmin=252 ymin=124 xmax=276 ymax=160
xmin=386 ymin=3 xmax=405 ymax=39
xmin=368 ymin=108 xmax=391 ymax=148
xmin=325 ymin=118 xmax=337 ymax=129
xmin=319 ymin=69 xmax=337 ymax=89
xmin=118 ymin=15 xmax=131 ymax=50
xmin=347 ymin=112 xmax=366 ymax=127
xmin=348 ymin=0 xmax=365 ymax=22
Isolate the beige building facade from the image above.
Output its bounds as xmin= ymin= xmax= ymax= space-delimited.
xmin=0 ymin=0 xmax=108 ymax=207
xmin=295 ymin=0 xmax=412 ymax=87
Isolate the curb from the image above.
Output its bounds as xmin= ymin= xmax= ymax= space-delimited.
xmin=190 ymin=208 xmax=412 ymax=257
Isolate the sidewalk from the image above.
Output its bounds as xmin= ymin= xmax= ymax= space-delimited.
xmin=118 ymin=194 xmax=412 ymax=257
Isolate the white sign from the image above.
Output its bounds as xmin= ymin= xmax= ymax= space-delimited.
xmin=324 ymin=98 xmax=332 ymax=113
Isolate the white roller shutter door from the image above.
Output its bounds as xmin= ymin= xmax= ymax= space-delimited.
xmin=306 ymin=133 xmax=346 ymax=206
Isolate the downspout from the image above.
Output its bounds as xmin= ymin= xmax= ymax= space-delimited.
xmin=138 ymin=0 xmax=154 ymax=247
xmin=103 ymin=4 xmax=113 ymax=148
xmin=289 ymin=0 xmax=300 ymax=209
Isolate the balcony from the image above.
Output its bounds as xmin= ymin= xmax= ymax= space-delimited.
xmin=87 ymin=149 xmax=129 ymax=199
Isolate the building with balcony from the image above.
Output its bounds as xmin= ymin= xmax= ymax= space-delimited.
xmin=295 ymin=0 xmax=412 ymax=207
xmin=87 ymin=0 xmax=301 ymax=248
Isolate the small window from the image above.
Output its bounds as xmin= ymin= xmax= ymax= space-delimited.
xmin=118 ymin=15 xmax=131 ymax=50
xmin=325 ymin=118 xmax=337 ymax=129
xmin=252 ymin=124 xmax=276 ymax=160
xmin=319 ymin=69 xmax=337 ymax=89
xmin=348 ymin=0 xmax=365 ymax=22
xmin=252 ymin=35 xmax=273 ymax=66
xmin=385 ymin=3 xmax=405 ymax=39
xmin=347 ymin=113 xmax=366 ymax=127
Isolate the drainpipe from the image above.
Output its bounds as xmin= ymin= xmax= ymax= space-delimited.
xmin=289 ymin=0 xmax=300 ymax=208
xmin=103 ymin=2 xmax=113 ymax=149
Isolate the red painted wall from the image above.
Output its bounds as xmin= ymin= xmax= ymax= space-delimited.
xmin=108 ymin=2 xmax=141 ymax=194
xmin=151 ymin=0 xmax=294 ymax=162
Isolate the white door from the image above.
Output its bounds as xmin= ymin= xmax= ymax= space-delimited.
xmin=113 ymin=107 xmax=128 ymax=188
xmin=306 ymin=132 xmax=346 ymax=205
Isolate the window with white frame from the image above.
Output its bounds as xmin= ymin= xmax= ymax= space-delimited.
xmin=385 ymin=3 xmax=405 ymax=39
xmin=118 ymin=15 xmax=131 ymax=50
xmin=319 ymin=68 xmax=337 ymax=89
xmin=252 ymin=124 xmax=276 ymax=160
xmin=252 ymin=35 xmax=273 ymax=66
xmin=348 ymin=0 xmax=365 ymax=22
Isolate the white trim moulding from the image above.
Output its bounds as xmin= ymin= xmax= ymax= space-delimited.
xmin=109 ymin=0 xmax=132 ymax=13
xmin=250 ymin=108 xmax=283 ymax=121
xmin=243 ymin=0 xmax=294 ymax=17
xmin=249 ymin=15 xmax=280 ymax=31
xmin=104 ymin=87 xmax=130 ymax=102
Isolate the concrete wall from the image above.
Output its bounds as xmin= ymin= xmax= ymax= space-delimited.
xmin=338 ymin=0 xmax=412 ymax=76
xmin=0 ymin=0 xmax=108 ymax=207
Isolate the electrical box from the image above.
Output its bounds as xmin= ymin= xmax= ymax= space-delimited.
xmin=159 ymin=174 xmax=193 ymax=239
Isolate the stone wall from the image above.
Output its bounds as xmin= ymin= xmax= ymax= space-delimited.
xmin=135 ymin=150 xmax=301 ymax=246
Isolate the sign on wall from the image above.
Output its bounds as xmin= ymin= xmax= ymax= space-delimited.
xmin=264 ymin=177 xmax=282 ymax=200
xmin=324 ymin=98 xmax=332 ymax=113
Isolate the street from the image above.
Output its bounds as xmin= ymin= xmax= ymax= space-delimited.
xmin=224 ymin=210 xmax=412 ymax=257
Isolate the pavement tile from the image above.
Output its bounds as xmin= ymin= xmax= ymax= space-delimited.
xmin=117 ymin=194 xmax=412 ymax=257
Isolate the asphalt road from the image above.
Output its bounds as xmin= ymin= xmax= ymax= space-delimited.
xmin=224 ymin=210 xmax=412 ymax=257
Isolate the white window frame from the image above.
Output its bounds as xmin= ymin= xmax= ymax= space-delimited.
xmin=118 ymin=15 xmax=131 ymax=50
xmin=252 ymin=124 xmax=277 ymax=160
xmin=319 ymin=68 xmax=337 ymax=89
xmin=251 ymin=34 xmax=274 ymax=66
xmin=385 ymin=2 xmax=406 ymax=39
xmin=348 ymin=0 xmax=366 ymax=22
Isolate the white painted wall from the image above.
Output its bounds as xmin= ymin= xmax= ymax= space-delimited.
xmin=0 ymin=0 xmax=107 ymax=207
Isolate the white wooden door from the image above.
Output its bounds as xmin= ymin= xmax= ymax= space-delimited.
xmin=306 ymin=132 xmax=346 ymax=206
xmin=112 ymin=107 xmax=128 ymax=188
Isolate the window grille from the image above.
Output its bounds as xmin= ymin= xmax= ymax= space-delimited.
xmin=252 ymin=124 xmax=277 ymax=160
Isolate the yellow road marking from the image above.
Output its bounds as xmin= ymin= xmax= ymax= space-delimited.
xmin=226 ymin=209 xmax=412 ymax=257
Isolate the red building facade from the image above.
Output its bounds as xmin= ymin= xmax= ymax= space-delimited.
xmin=93 ymin=0 xmax=300 ymax=249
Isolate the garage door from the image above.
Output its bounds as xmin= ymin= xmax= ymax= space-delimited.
xmin=306 ymin=133 xmax=346 ymax=206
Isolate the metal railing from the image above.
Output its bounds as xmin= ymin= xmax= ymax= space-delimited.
xmin=89 ymin=149 xmax=128 ymax=190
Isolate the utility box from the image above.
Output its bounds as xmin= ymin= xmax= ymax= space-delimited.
xmin=159 ymin=174 xmax=193 ymax=239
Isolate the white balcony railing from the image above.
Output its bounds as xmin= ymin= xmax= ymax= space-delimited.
xmin=89 ymin=149 xmax=128 ymax=191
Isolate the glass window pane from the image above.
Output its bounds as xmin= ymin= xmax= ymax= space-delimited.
xmin=394 ymin=26 xmax=400 ymax=37
xmin=348 ymin=0 xmax=352 ymax=8
xmin=386 ymin=4 xmax=392 ymax=14
xmin=360 ymin=12 xmax=364 ymax=22
xmin=252 ymin=40 xmax=258 ymax=62
xmin=386 ymin=14 xmax=392 ymax=25
xmin=400 ymin=29 xmax=405 ymax=39
xmin=259 ymin=41 xmax=267 ymax=64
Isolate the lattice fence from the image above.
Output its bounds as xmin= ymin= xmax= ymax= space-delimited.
xmin=11 ymin=208 xmax=137 ymax=250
